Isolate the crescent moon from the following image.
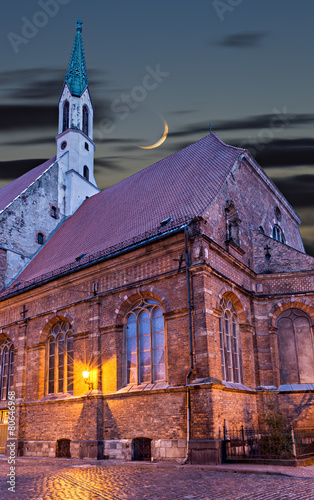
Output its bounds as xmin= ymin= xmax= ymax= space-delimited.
xmin=138 ymin=119 xmax=168 ymax=149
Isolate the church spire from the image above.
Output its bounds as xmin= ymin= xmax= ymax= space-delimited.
xmin=65 ymin=19 xmax=89 ymax=97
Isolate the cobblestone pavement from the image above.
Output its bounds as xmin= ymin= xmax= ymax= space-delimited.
xmin=0 ymin=459 xmax=313 ymax=500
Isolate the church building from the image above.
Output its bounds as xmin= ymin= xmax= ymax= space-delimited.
xmin=0 ymin=21 xmax=313 ymax=462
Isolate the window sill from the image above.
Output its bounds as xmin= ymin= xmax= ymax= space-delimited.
xmin=277 ymin=383 xmax=314 ymax=393
xmin=38 ymin=392 xmax=74 ymax=402
xmin=222 ymin=381 xmax=255 ymax=392
xmin=116 ymin=382 xmax=169 ymax=393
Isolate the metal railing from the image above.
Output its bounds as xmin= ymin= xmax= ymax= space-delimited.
xmin=223 ymin=424 xmax=314 ymax=460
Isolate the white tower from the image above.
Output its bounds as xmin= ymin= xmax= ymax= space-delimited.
xmin=56 ymin=20 xmax=99 ymax=216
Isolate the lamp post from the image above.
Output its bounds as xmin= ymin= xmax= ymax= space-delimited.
xmin=82 ymin=370 xmax=94 ymax=391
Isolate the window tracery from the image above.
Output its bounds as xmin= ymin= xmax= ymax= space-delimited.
xmin=0 ymin=342 xmax=14 ymax=400
xmin=219 ymin=298 xmax=243 ymax=383
xmin=125 ymin=299 xmax=165 ymax=385
xmin=47 ymin=321 xmax=74 ymax=394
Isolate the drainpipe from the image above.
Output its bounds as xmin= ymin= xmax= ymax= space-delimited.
xmin=183 ymin=225 xmax=194 ymax=464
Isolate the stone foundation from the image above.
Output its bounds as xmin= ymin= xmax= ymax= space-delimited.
xmin=104 ymin=439 xmax=132 ymax=460
xmin=152 ymin=439 xmax=186 ymax=461
xmin=17 ymin=441 xmax=56 ymax=457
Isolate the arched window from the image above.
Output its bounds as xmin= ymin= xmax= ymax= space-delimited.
xmin=63 ymin=101 xmax=69 ymax=132
xmin=82 ymin=105 xmax=89 ymax=136
xmin=47 ymin=321 xmax=74 ymax=394
xmin=125 ymin=299 xmax=165 ymax=385
xmin=272 ymin=224 xmax=285 ymax=243
xmin=83 ymin=165 xmax=89 ymax=181
xmin=219 ymin=298 xmax=243 ymax=383
xmin=277 ymin=309 xmax=314 ymax=384
xmin=0 ymin=342 xmax=14 ymax=400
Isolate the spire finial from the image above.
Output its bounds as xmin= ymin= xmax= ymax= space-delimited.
xmin=65 ymin=20 xmax=88 ymax=97
xmin=76 ymin=19 xmax=83 ymax=32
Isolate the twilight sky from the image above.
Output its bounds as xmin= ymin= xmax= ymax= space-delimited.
xmin=0 ymin=0 xmax=314 ymax=255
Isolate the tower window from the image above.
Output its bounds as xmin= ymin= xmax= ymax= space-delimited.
xmin=82 ymin=105 xmax=89 ymax=136
xmin=61 ymin=141 xmax=67 ymax=151
xmin=84 ymin=142 xmax=89 ymax=151
xmin=37 ymin=233 xmax=44 ymax=245
xmin=83 ymin=165 xmax=89 ymax=181
xmin=51 ymin=206 xmax=57 ymax=219
xmin=63 ymin=101 xmax=69 ymax=132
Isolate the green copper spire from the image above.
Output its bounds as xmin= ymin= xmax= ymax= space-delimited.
xmin=65 ymin=19 xmax=89 ymax=97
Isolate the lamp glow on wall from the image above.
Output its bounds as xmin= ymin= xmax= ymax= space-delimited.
xmin=82 ymin=370 xmax=94 ymax=391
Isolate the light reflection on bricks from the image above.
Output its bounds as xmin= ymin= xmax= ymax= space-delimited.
xmin=0 ymin=460 xmax=313 ymax=499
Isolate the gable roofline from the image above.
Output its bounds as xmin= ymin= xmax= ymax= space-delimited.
xmin=242 ymin=152 xmax=301 ymax=225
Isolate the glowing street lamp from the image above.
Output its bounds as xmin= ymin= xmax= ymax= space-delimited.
xmin=82 ymin=370 xmax=94 ymax=391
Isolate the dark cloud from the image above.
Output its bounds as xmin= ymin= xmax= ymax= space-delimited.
xmin=0 ymin=68 xmax=106 ymax=102
xmin=169 ymin=114 xmax=314 ymax=139
xmin=0 ymin=104 xmax=58 ymax=131
xmin=169 ymin=110 xmax=198 ymax=116
xmin=0 ymin=159 xmax=48 ymax=180
xmin=216 ymin=31 xmax=268 ymax=48
xmin=0 ymin=137 xmax=54 ymax=147
xmin=304 ymin=241 xmax=314 ymax=257
xmin=95 ymin=156 xmax=128 ymax=172
xmin=0 ymin=99 xmax=113 ymax=133
xmin=271 ymin=175 xmax=314 ymax=208
xmin=229 ymin=138 xmax=314 ymax=168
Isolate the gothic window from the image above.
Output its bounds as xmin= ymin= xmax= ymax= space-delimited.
xmin=272 ymin=224 xmax=285 ymax=243
xmin=125 ymin=299 xmax=165 ymax=385
xmin=47 ymin=322 xmax=74 ymax=394
xmin=277 ymin=309 xmax=314 ymax=384
xmin=82 ymin=105 xmax=89 ymax=136
xmin=219 ymin=298 xmax=243 ymax=383
xmin=83 ymin=165 xmax=89 ymax=181
xmin=37 ymin=233 xmax=44 ymax=245
xmin=63 ymin=101 xmax=69 ymax=132
xmin=0 ymin=342 xmax=14 ymax=400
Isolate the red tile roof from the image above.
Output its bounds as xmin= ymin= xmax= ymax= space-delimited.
xmin=0 ymin=157 xmax=56 ymax=213
xmin=8 ymin=134 xmax=244 ymax=289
